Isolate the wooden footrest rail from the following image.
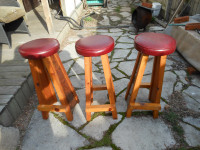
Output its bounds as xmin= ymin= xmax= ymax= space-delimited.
xmin=86 ymin=104 xmax=116 ymax=112
xmin=38 ymin=105 xmax=69 ymax=112
xmin=140 ymin=82 xmax=151 ymax=88
xmin=93 ymin=84 xmax=107 ymax=91
xmin=129 ymin=103 xmax=161 ymax=110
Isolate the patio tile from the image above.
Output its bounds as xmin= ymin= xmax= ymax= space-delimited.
xmin=112 ymin=117 xmax=176 ymax=150
xmin=22 ymin=110 xmax=89 ymax=150
xmin=80 ymin=115 xmax=122 ymax=140
xmin=180 ymin=117 xmax=200 ymax=146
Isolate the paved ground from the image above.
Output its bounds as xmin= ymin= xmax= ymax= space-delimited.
xmin=3 ymin=0 xmax=200 ymax=150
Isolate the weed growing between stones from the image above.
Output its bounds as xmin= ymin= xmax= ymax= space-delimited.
xmin=77 ymin=113 xmax=125 ymax=150
xmin=84 ymin=16 xmax=93 ymax=22
xmin=162 ymin=110 xmax=187 ymax=146
xmin=115 ymin=6 xmax=121 ymax=13
xmin=52 ymin=112 xmax=95 ymax=143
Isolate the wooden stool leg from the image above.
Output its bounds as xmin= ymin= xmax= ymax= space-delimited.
xmin=42 ymin=56 xmax=73 ymax=121
xmin=101 ymin=54 xmax=117 ymax=119
xmin=151 ymin=56 xmax=167 ymax=118
xmin=90 ymin=57 xmax=94 ymax=103
xmin=125 ymin=52 xmax=142 ymax=100
xmin=84 ymin=57 xmax=92 ymax=121
xmin=149 ymin=56 xmax=159 ymax=102
xmin=53 ymin=54 xmax=79 ymax=106
xmin=126 ymin=54 xmax=149 ymax=117
xmin=29 ymin=59 xmax=57 ymax=120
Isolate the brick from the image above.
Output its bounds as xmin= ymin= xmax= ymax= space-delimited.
xmin=14 ymin=89 xmax=27 ymax=109
xmin=0 ymin=106 xmax=14 ymax=126
xmin=7 ymin=98 xmax=22 ymax=120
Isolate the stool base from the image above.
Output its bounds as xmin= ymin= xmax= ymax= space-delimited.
xmin=29 ymin=53 xmax=79 ymax=121
xmin=125 ymin=52 xmax=167 ymax=118
xmin=84 ymin=54 xmax=117 ymax=121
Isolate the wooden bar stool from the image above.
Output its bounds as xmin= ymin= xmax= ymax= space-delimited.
xmin=18 ymin=38 xmax=79 ymax=121
xmin=75 ymin=35 xmax=117 ymax=121
xmin=125 ymin=33 xmax=176 ymax=118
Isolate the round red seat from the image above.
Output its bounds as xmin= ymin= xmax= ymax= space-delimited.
xmin=75 ymin=35 xmax=114 ymax=57
xmin=18 ymin=38 xmax=60 ymax=59
xmin=134 ymin=32 xmax=176 ymax=56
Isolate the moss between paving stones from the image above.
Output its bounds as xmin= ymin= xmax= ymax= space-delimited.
xmin=77 ymin=113 xmax=125 ymax=150
xmin=114 ymin=6 xmax=121 ymax=13
xmin=52 ymin=111 xmax=125 ymax=150
xmin=162 ymin=110 xmax=187 ymax=146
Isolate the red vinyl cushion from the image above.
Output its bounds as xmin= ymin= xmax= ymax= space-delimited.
xmin=18 ymin=38 xmax=60 ymax=59
xmin=134 ymin=32 xmax=176 ymax=56
xmin=75 ymin=35 xmax=114 ymax=57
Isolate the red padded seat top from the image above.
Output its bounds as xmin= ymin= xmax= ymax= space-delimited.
xmin=75 ymin=35 xmax=114 ymax=57
xmin=134 ymin=32 xmax=176 ymax=56
xmin=18 ymin=38 xmax=60 ymax=59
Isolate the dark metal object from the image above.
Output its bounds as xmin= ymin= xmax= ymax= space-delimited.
xmin=132 ymin=6 xmax=152 ymax=34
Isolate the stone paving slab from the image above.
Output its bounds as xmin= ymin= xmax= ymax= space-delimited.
xmin=112 ymin=117 xmax=176 ymax=150
xmin=0 ymin=125 xmax=19 ymax=150
xmin=81 ymin=115 xmax=122 ymax=141
xmin=22 ymin=110 xmax=89 ymax=150
xmin=180 ymin=117 xmax=200 ymax=147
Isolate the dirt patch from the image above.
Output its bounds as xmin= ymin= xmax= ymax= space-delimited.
xmin=13 ymin=93 xmax=38 ymax=150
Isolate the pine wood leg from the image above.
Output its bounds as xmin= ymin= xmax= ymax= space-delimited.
xmin=84 ymin=57 xmax=92 ymax=121
xmin=152 ymin=55 xmax=167 ymax=119
xmin=29 ymin=59 xmax=57 ymax=120
xmin=149 ymin=56 xmax=158 ymax=102
xmin=101 ymin=54 xmax=117 ymax=119
xmin=125 ymin=52 xmax=142 ymax=100
xmin=41 ymin=112 xmax=49 ymax=120
xmin=126 ymin=54 xmax=149 ymax=118
xmin=54 ymin=53 xmax=79 ymax=104
xmin=89 ymin=57 xmax=94 ymax=103
xmin=53 ymin=54 xmax=79 ymax=109
xmin=43 ymin=56 xmax=73 ymax=121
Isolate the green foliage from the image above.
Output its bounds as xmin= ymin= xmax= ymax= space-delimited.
xmin=151 ymin=16 xmax=155 ymax=22
xmin=115 ymin=6 xmax=121 ymax=12
xmin=84 ymin=16 xmax=93 ymax=21
xmin=131 ymin=7 xmax=135 ymax=13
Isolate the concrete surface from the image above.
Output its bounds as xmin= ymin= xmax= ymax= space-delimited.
xmin=0 ymin=125 xmax=19 ymax=150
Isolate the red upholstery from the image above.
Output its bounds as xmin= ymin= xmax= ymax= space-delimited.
xmin=75 ymin=35 xmax=114 ymax=57
xmin=134 ymin=32 xmax=176 ymax=56
xmin=18 ymin=38 xmax=60 ymax=59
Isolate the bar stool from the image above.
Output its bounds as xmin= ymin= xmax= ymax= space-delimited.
xmin=75 ymin=35 xmax=117 ymax=121
xmin=18 ymin=38 xmax=79 ymax=121
xmin=125 ymin=32 xmax=176 ymax=118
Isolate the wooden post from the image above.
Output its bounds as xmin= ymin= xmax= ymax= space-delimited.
xmin=101 ymin=54 xmax=117 ymax=119
xmin=166 ymin=0 xmax=173 ymax=21
xmin=126 ymin=54 xmax=149 ymax=117
xmin=84 ymin=57 xmax=92 ymax=121
xmin=41 ymin=0 xmax=54 ymax=34
xmin=125 ymin=52 xmax=142 ymax=100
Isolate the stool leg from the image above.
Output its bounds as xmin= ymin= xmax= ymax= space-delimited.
xmin=53 ymin=54 xmax=79 ymax=106
xmin=125 ymin=52 xmax=142 ymax=100
xmin=101 ymin=54 xmax=117 ymax=119
xmin=126 ymin=54 xmax=149 ymax=117
xmin=149 ymin=56 xmax=159 ymax=102
xmin=43 ymin=56 xmax=73 ymax=121
xmin=29 ymin=59 xmax=57 ymax=119
xmin=90 ymin=57 xmax=94 ymax=103
xmin=84 ymin=57 xmax=92 ymax=121
xmin=149 ymin=56 xmax=167 ymax=118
